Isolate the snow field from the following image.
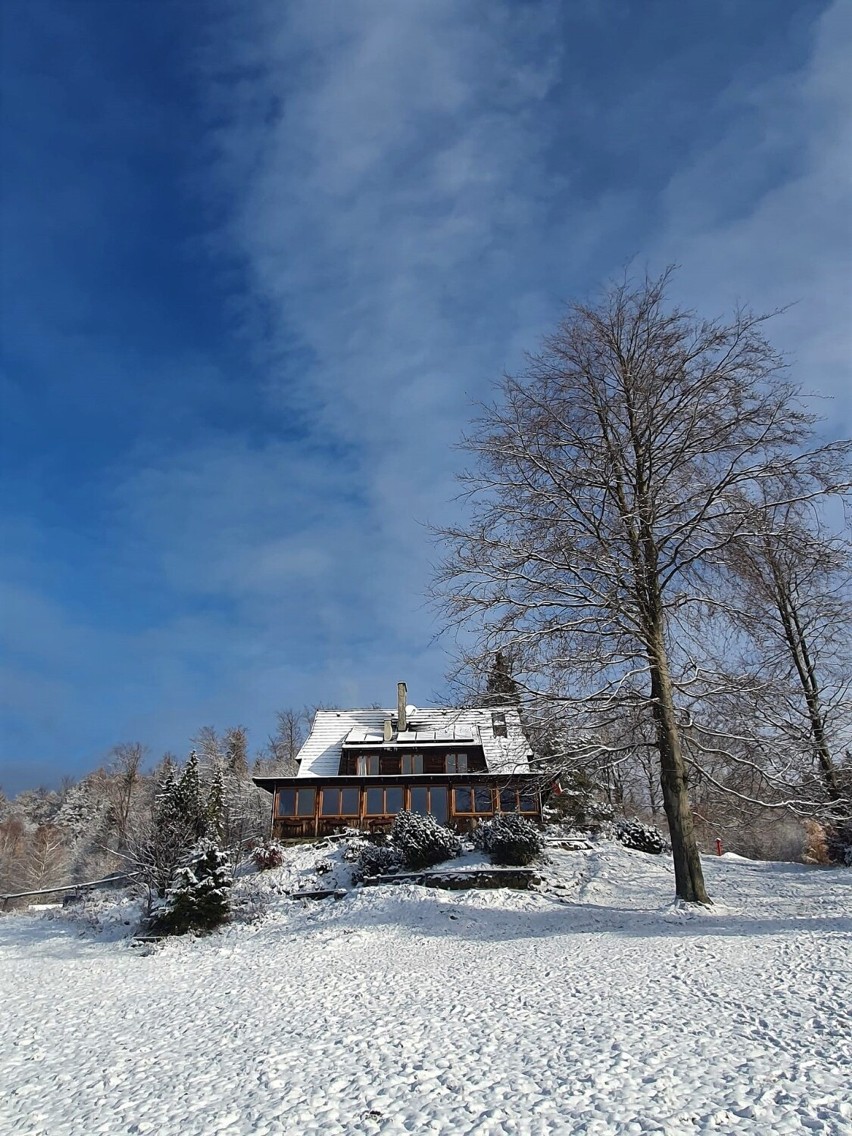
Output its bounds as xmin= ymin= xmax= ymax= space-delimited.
xmin=1 ymin=844 xmax=850 ymax=1136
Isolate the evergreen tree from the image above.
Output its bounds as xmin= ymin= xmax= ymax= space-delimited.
xmin=206 ymin=766 xmax=225 ymax=843
xmin=173 ymin=751 xmax=207 ymax=840
xmin=224 ymin=727 xmax=249 ymax=778
xmin=484 ymin=651 xmax=521 ymax=706
xmin=155 ymin=839 xmax=232 ymax=935
xmin=154 ymin=765 xmax=180 ymax=830
xmin=141 ymin=764 xmax=195 ymax=897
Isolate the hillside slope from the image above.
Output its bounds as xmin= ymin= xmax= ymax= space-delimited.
xmin=1 ymin=843 xmax=850 ymax=1136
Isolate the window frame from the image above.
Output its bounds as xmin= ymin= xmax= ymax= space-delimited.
xmin=276 ymin=787 xmax=316 ymax=818
xmin=364 ymin=786 xmax=405 ymax=816
xmin=497 ymin=786 xmax=540 ymax=814
xmin=445 ymin=752 xmax=469 ymax=774
xmin=357 ymin=753 xmax=380 ymax=776
xmin=401 ymin=752 xmax=424 ymax=775
xmin=320 ymin=786 xmax=361 ymax=816
xmin=407 ymin=784 xmax=447 ymax=820
xmin=452 ymin=785 xmax=494 ymax=816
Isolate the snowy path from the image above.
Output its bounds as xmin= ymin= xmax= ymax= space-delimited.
xmin=1 ymin=849 xmax=850 ymax=1136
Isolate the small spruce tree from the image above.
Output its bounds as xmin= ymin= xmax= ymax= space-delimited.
xmin=155 ymin=839 xmax=232 ymax=935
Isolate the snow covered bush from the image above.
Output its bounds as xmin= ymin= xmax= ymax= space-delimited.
xmin=391 ymin=810 xmax=461 ymax=870
xmin=153 ymin=840 xmax=232 ymax=935
xmin=251 ymin=839 xmax=286 ymax=871
xmin=825 ymin=820 xmax=852 ymax=867
xmin=352 ymin=843 xmax=403 ymax=882
xmin=615 ymin=819 xmax=666 ymax=855
xmin=474 ymin=813 xmax=545 ymax=866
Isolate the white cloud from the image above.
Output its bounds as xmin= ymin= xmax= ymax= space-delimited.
xmin=653 ymin=0 xmax=852 ymax=432
xmin=5 ymin=0 xmax=849 ymax=790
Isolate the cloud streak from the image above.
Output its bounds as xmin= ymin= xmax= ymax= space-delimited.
xmin=1 ymin=0 xmax=848 ymax=791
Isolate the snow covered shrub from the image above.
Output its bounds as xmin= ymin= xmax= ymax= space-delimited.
xmin=615 ymin=819 xmax=666 ymax=855
xmin=391 ymin=810 xmax=461 ymax=870
xmin=251 ymin=839 xmax=286 ymax=871
xmin=825 ymin=820 xmax=852 ymax=867
xmin=352 ymin=843 xmax=403 ymax=882
xmin=153 ymin=840 xmax=232 ymax=935
xmin=474 ymin=813 xmax=544 ymax=865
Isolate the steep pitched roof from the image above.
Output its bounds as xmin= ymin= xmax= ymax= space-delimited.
xmin=295 ymin=706 xmax=533 ymax=778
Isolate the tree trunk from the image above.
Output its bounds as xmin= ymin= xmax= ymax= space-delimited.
xmin=649 ymin=638 xmax=711 ymax=904
xmin=773 ymin=571 xmax=842 ymax=804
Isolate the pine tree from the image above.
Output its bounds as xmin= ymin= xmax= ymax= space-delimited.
xmin=484 ymin=651 xmax=521 ymax=706
xmin=155 ymin=765 xmax=180 ymax=830
xmin=206 ymin=766 xmax=224 ymax=843
xmin=224 ymin=727 xmax=249 ymax=778
xmin=143 ymin=764 xmax=194 ymax=897
xmin=155 ymin=839 xmax=232 ymax=935
xmin=173 ymin=751 xmax=207 ymax=840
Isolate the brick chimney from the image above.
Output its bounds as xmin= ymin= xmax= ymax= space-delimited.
xmin=397 ymin=681 xmax=407 ymax=732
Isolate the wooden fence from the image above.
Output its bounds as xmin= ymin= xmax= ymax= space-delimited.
xmin=1 ymin=873 xmax=137 ymax=911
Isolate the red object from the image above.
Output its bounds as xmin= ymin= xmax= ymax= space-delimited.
xmin=551 ymin=780 xmax=563 ymax=796
xmin=715 ymin=838 xmax=723 ymax=856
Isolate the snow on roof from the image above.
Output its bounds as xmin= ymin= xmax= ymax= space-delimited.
xmin=296 ymin=706 xmax=533 ymax=778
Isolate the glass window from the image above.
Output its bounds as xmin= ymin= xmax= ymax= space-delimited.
xmin=366 ymin=787 xmax=384 ymax=815
xmin=321 ymin=789 xmax=340 ymax=815
xmin=446 ymin=753 xmax=468 ymax=774
xmin=341 ymin=787 xmax=360 ymax=814
xmin=409 ymin=787 xmax=428 ymax=814
xmin=276 ymin=788 xmax=296 ymax=817
xmin=454 ymin=787 xmax=474 ymax=813
xmin=296 ymin=788 xmax=316 ymax=817
xmin=491 ymin=711 xmax=507 ymax=738
xmin=499 ymin=788 xmax=517 ymax=812
xmin=474 ymin=787 xmax=493 ymax=813
xmin=519 ymin=790 xmax=538 ymax=813
xmin=386 ymin=787 xmax=403 ymax=813
xmin=430 ymin=787 xmax=448 ymax=823
xmin=402 ymin=753 xmax=423 ymax=775
xmin=358 ymin=754 xmax=380 ymax=776
xmin=380 ymin=754 xmax=401 ymax=775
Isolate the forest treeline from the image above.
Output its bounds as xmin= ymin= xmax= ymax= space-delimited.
xmin=0 ymin=710 xmax=311 ymax=897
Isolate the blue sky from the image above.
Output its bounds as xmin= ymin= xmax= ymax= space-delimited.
xmin=1 ymin=0 xmax=850 ymax=794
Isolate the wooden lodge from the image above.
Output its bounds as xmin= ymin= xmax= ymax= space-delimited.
xmin=253 ymin=683 xmax=542 ymax=840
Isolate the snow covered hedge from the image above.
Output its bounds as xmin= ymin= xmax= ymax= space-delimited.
xmin=352 ymin=843 xmax=404 ymax=882
xmin=615 ymin=819 xmax=667 ymax=855
xmin=473 ymin=814 xmax=544 ymax=866
xmin=391 ymin=811 xmax=461 ymax=870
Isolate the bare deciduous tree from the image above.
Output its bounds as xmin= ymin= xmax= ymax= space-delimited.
xmin=25 ymin=824 xmax=72 ymax=890
xmin=434 ymin=269 xmax=850 ymax=903
xmin=255 ymin=708 xmax=312 ymax=775
xmin=719 ymin=499 xmax=851 ymax=812
xmin=104 ymin=742 xmax=147 ymax=849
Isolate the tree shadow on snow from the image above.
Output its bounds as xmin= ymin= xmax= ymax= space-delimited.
xmin=345 ymin=890 xmax=852 ymax=944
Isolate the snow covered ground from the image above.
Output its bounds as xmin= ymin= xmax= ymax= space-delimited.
xmin=1 ymin=842 xmax=850 ymax=1136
